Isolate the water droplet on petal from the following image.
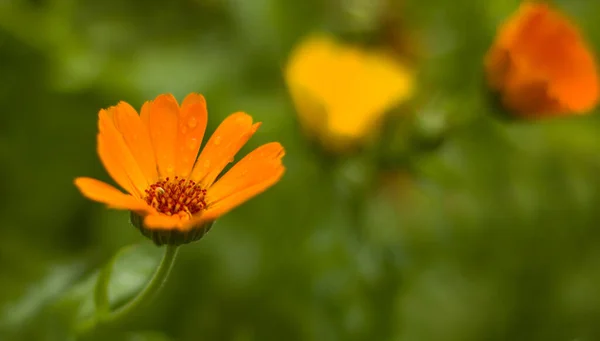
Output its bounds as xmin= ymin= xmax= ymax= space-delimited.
xmin=188 ymin=137 xmax=198 ymax=150
xmin=214 ymin=136 xmax=222 ymax=145
xmin=188 ymin=116 xmax=197 ymax=128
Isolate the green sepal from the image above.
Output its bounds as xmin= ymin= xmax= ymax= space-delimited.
xmin=130 ymin=212 xmax=215 ymax=246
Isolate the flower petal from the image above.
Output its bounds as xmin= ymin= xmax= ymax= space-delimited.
xmin=202 ymin=170 xmax=285 ymax=222
xmin=285 ymin=34 xmax=414 ymax=148
xmin=189 ymin=112 xmax=261 ymax=187
xmin=110 ymin=102 xmax=158 ymax=183
xmin=328 ymin=50 xmax=413 ymax=139
xmin=503 ymin=72 xmax=563 ymax=116
xmin=512 ymin=4 xmax=596 ymax=111
xmin=143 ymin=214 xmax=183 ymax=230
xmin=202 ymin=142 xmax=285 ymax=220
xmin=97 ymin=134 xmax=135 ymax=196
xmin=175 ymin=93 xmax=208 ymax=178
xmin=180 ymin=213 xmax=210 ymax=231
xmin=74 ymin=177 xmax=154 ymax=214
xmin=147 ymin=94 xmax=180 ymax=179
xmin=140 ymin=100 xmax=151 ymax=127
xmin=490 ymin=3 xmax=599 ymax=114
xmin=98 ymin=109 xmax=149 ymax=197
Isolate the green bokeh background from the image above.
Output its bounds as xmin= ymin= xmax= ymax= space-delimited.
xmin=2 ymin=0 xmax=600 ymax=340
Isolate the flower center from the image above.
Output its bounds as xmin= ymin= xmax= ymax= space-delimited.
xmin=144 ymin=176 xmax=207 ymax=217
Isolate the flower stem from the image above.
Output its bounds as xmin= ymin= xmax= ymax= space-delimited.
xmin=77 ymin=244 xmax=179 ymax=335
xmin=106 ymin=244 xmax=179 ymax=324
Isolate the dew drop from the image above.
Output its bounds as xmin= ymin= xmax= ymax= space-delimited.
xmin=214 ymin=136 xmax=222 ymax=145
xmin=188 ymin=137 xmax=198 ymax=150
xmin=188 ymin=116 xmax=198 ymax=128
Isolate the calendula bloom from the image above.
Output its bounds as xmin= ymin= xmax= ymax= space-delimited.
xmin=75 ymin=93 xmax=285 ymax=246
xmin=484 ymin=2 xmax=599 ymax=118
xmin=285 ymin=33 xmax=414 ymax=152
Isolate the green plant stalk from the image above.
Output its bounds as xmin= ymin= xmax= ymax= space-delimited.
xmin=107 ymin=244 xmax=179 ymax=323
xmin=77 ymin=244 xmax=179 ymax=335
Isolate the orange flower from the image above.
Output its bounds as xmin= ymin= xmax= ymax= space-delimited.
xmin=75 ymin=93 xmax=285 ymax=245
xmin=484 ymin=2 xmax=599 ymax=117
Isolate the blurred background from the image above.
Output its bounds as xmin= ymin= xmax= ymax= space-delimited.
xmin=2 ymin=0 xmax=600 ymax=340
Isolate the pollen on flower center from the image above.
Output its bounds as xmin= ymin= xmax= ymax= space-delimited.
xmin=144 ymin=176 xmax=207 ymax=217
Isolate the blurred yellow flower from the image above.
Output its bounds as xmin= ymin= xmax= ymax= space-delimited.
xmin=484 ymin=2 xmax=599 ymax=118
xmin=285 ymin=34 xmax=415 ymax=151
xmin=75 ymin=93 xmax=285 ymax=245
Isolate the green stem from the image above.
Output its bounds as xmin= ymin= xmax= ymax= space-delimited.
xmin=107 ymin=244 xmax=179 ymax=323
xmin=77 ymin=244 xmax=179 ymax=335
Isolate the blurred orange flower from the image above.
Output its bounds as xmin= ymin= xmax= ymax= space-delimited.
xmin=484 ymin=2 xmax=599 ymax=117
xmin=285 ymin=34 xmax=414 ymax=151
xmin=75 ymin=93 xmax=285 ymax=245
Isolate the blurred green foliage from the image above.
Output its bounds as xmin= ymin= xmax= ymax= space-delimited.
xmin=2 ymin=0 xmax=600 ymax=340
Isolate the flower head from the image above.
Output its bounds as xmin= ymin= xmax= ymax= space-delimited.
xmin=75 ymin=93 xmax=285 ymax=245
xmin=484 ymin=2 xmax=599 ymax=118
xmin=285 ymin=34 xmax=415 ymax=152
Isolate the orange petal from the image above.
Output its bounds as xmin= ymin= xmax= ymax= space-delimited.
xmin=147 ymin=94 xmax=180 ymax=179
xmin=189 ymin=112 xmax=261 ymax=187
xmin=146 ymin=212 xmax=212 ymax=232
xmin=143 ymin=214 xmax=183 ymax=230
xmin=96 ymin=134 xmax=135 ymax=196
xmin=175 ymin=93 xmax=208 ymax=178
xmin=203 ymin=169 xmax=285 ymax=221
xmin=203 ymin=142 xmax=285 ymax=220
xmin=490 ymin=3 xmax=599 ymax=114
xmin=180 ymin=212 xmax=212 ymax=231
xmin=98 ymin=110 xmax=149 ymax=197
xmin=110 ymin=102 xmax=158 ymax=183
xmin=181 ymin=92 xmax=206 ymax=108
xmin=140 ymin=100 xmax=151 ymax=127
xmin=74 ymin=177 xmax=154 ymax=214
xmin=512 ymin=4 xmax=598 ymax=112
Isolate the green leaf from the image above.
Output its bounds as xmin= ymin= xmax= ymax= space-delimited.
xmin=55 ymin=243 xmax=163 ymax=329
xmin=94 ymin=256 xmax=112 ymax=317
xmin=121 ymin=331 xmax=174 ymax=341
xmin=0 ymin=261 xmax=85 ymax=335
